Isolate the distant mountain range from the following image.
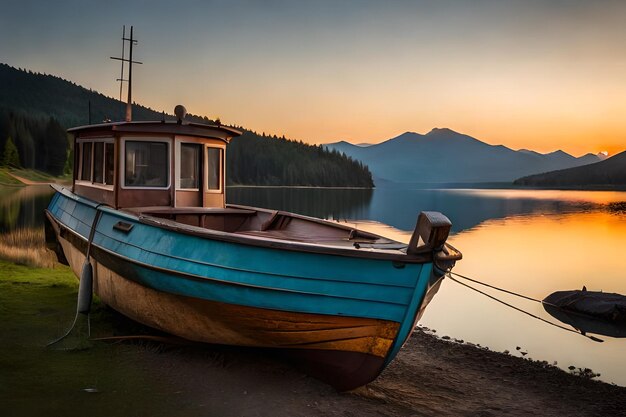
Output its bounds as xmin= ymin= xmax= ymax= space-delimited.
xmin=325 ymin=128 xmax=605 ymax=183
xmin=514 ymin=150 xmax=626 ymax=188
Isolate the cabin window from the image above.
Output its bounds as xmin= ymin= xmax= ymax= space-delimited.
xmin=76 ymin=139 xmax=114 ymax=186
xmin=93 ymin=142 xmax=104 ymax=183
xmin=105 ymin=143 xmax=115 ymax=185
xmin=74 ymin=143 xmax=80 ymax=181
xmin=207 ymin=147 xmax=222 ymax=191
xmin=180 ymin=143 xmax=201 ymax=189
xmin=125 ymin=141 xmax=169 ymax=188
xmin=80 ymin=142 xmax=92 ymax=181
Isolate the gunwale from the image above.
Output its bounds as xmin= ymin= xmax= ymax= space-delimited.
xmin=45 ymin=194 xmax=440 ymax=327
xmin=51 ymin=184 xmax=458 ymax=263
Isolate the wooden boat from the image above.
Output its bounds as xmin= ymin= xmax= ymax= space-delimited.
xmin=543 ymin=289 xmax=626 ymax=338
xmin=44 ymin=107 xmax=461 ymax=390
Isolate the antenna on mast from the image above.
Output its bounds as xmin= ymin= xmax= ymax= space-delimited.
xmin=110 ymin=25 xmax=142 ymax=121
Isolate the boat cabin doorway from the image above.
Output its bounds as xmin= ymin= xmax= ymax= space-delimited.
xmin=175 ymin=137 xmax=225 ymax=208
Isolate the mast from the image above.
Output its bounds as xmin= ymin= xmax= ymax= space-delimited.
xmin=126 ymin=26 xmax=135 ymax=122
xmin=111 ymin=26 xmax=142 ymax=122
xmin=117 ymin=25 xmax=126 ymax=103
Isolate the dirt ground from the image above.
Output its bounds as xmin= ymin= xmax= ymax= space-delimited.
xmin=3 ymin=261 xmax=624 ymax=417
xmin=136 ymin=329 xmax=626 ymax=417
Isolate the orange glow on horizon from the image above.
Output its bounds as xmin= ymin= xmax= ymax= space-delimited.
xmin=4 ymin=1 xmax=626 ymax=158
xmin=184 ymin=84 xmax=626 ymax=157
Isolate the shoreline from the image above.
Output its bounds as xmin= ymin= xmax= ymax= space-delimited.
xmin=136 ymin=326 xmax=626 ymax=417
xmin=2 ymin=259 xmax=625 ymax=416
xmin=0 ymin=169 xmax=71 ymax=187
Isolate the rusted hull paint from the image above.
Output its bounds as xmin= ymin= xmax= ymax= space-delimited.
xmin=57 ymin=233 xmax=403 ymax=388
xmin=46 ymin=188 xmax=446 ymax=390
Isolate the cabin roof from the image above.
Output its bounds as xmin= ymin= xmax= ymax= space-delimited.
xmin=68 ymin=121 xmax=241 ymax=142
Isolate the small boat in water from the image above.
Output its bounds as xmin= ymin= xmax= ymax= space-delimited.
xmin=45 ymin=26 xmax=462 ymax=386
xmin=543 ymin=289 xmax=626 ymax=338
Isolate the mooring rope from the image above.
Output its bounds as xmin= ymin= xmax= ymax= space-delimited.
xmin=449 ymin=271 xmax=542 ymax=303
xmin=447 ymin=272 xmax=604 ymax=343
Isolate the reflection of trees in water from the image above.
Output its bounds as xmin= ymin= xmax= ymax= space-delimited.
xmin=227 ymin=187 xmax=373 ymax=220
xmin=5 ymin=185 xmax=626 ymax=237
xmin=607 ymin=202 xmax=626 ymax=214
xmin=0 ymin=188 xmax=22 ymax=231
xmin=0 ymin=186 xmax=55 ymax=232
xmin=1 ymin=198 xmax=20 ymax=230
xmin=227 ymin=187 xmax=626 ymax=234
xmin=367 ymin=187 xmax=625 ymax=233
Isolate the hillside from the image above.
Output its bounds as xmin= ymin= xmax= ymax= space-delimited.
xmin=513 ymin=151 xmax=626 ymax=188
xmin=0 ymin=63 xmax=373 ymax=187
xmin=326 ymin=128 xmax=601 ymax=184
xmin=228 ymin=131 xmax=372 ymax=187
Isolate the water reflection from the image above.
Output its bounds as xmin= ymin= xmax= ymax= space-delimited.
xmin=8 ymin=184 xmax=620 ymax=237
xmin=0 ymin=186 xmax=55 ymax=232
xmin=227 ymin=185 xmax=626 ymax=233
xmin=367 ymin=186 xmax=625 ymax=233
xmin=543 ymin=304 xmax=626 ymax=339
xmin=421 ymin=211 xmax=626 ymax=386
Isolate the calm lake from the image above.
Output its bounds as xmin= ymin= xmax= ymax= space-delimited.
xmin=2 ymin=184 xmax=626 ymax=386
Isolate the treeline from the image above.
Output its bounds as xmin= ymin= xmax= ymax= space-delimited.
xmin=0 ymin=63 xmax=374 ymax=187
xmin=0 ymin=63 xmax=173 ymax=128
xmin=513 ymin=150 xmax=626 ymax=188
xmin=0 ymin=107 xmax=68 ymax=175
xmin=228 ymin=131 xmax=373 ymax=187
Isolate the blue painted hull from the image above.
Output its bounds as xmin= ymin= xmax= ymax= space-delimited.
xmin=46 ymin=188 xmax=446 ymax=389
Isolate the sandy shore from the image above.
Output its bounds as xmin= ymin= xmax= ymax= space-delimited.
xmin=5 ymin=261 xmax=626 ymax=417
xmin=4 ymin=261 xmax=623 ymax=417
xmin=133 ymin=328 xmax=626 ymax=417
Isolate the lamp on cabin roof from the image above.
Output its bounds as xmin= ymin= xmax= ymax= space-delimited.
xmin=175 ymin=105 xmax=187 ymax=124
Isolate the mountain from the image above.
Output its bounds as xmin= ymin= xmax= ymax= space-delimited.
xmin=513 ymin=151 xmax=626 ymax=188
xmin=0 ymin=63 xmax=373 ymax=187
xmin=326 ymin=128 xmax=602 ymax=183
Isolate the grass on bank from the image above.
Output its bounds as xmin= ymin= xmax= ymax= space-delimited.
xmin=0 ymin=167 xmax=72 ymax=186
xmin=0 ymin=260 xmax=182 ymax=417
xmin=0 ymin=227 xmax=56 ymax=268
xmin=12 ymin=168 xmax=57 ymax=182
xmin=0 ymin=167 xmax=24 ymax=186
xmin=12 ymin=168 xmax=72 ymax=183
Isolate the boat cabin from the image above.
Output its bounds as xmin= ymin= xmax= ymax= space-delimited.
xmin=67 ymin=110 xmax=454 ymax=256
xmin=67 ymin=114 xmax=409 ymax=249
xmin=70 ymin=119 xmax=240 ymax=210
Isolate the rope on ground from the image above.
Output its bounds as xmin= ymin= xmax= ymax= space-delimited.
xmin=447 ymin=273 xmax=603 ymax=343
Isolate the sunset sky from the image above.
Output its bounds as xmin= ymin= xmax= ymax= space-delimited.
xmin=1 ymin=0 xmax=625 ymax=156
